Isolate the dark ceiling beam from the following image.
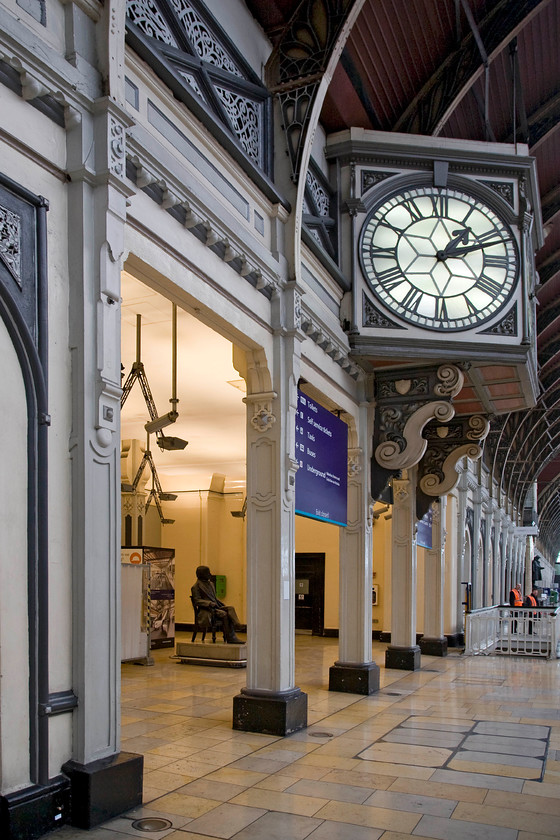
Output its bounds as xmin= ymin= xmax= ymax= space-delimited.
xmin=339 ymin=47 xmax=381 ymax=128
xmin=537 ymin=254 xmax=560 ymax=285
xmin=538 ymin=322 xmax=560 ymax=355
xmin=541 ymin=356 xmax=560 ymax=391
xmin=527 ymin=90 xmax=560 ymax=151
xmin=536 ymin=303 xmax=560 ymax=333
xmin=506 ymin=86 xmax=560 ymax=148
xmin=541 ymin=185 xmax=560 ymax=225
xmin=394 ymin=0 xmax=550 ymax=136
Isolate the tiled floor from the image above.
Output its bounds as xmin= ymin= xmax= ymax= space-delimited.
xmin=50 ymin=634 xmax=560 ymax=840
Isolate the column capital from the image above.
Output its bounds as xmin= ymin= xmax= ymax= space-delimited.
xmin=243 ymin=392 xmax=278 ymax=433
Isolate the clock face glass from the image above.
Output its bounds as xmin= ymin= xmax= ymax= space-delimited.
xmin=360 ymin=185 xmax=518 ymax=330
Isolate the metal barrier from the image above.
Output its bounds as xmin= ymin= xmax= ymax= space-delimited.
xmin=465 ymin=606 xmax=560 ymax=658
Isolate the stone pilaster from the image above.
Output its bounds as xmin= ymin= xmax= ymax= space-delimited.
xmin=419 ymin=498 xmax=447 ymax=656
xmin=329 ymin=409 xmax=380 ymax=695
xmin=456 ymin=467 xmax=469 ymax=621
xmin=233 ymin=286 xmax=307 ymax=735
xmin=385 ymin=468 xmax=420 ymax=670
xmin=471 ymin=488 xmax=482 ymax=610
xmin=492 ymin=507 xmax=504 ymax=605
xmin=65 ymin=89 xmax=141 ymax=824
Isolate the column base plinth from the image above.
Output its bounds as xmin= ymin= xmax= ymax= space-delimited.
xmin=385 ymin=645 xmax=421 ymax=670
xmin=0 ymin=776 xmax=71 ymax=840
xmin=62 ymin=752 xmax=143 ymax=829
xmin=329 ymin=662 xmax=380 ymax=695
xmin=419 ymin=636 xmax=448 ymax=657
xmin=233 ymin=688 xmax=307 ymax=736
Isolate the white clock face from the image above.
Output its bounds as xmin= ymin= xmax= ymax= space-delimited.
xmin=360 ymin=184 xmax=519 ymax=330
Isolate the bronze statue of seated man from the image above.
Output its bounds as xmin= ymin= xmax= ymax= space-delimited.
xmin=191 ymin=565 xmax=243 ymax=644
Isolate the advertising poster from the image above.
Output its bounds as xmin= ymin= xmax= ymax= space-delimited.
xmin=295 ymin=390 xmax=348 ymax=527
xmin=149 ymin=555 xmax=175 ymax=649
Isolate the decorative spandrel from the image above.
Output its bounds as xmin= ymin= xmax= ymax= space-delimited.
xmin=0 ymin=204 xmax=22 ymax=287
xmin=126 ymin=0 xmax=271 ymax=176
xmin=0 ymin=177 xmax=47 ymax=352
xmin=269 ymin=0 xmax=358 ymax=181
xmin=169 ymin=0 xmax=242 ymax=75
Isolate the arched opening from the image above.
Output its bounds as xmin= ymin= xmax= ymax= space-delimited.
xmin=0 ymin=316 xmax=29 ymax=790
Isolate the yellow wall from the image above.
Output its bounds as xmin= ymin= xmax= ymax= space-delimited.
xmin=162 ymin=490 xmax=246 ymax=624
xmin=295 ymin=515 xmax=340 ymax=629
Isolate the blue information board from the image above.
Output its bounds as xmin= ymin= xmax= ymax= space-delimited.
xmin=417 ymin=507 xmax=433 ymax=549
xmin=295 ymin=390 xmax=348 ymax=527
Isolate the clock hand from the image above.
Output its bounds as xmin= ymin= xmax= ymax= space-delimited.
xmin=442 ymin=239 xmax=505 ymax=258
xmin=437 ymin=228 xmax=471 ymax=260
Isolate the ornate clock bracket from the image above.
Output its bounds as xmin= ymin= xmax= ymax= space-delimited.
xmin=371 ymin=364 xmax=464 ymax=500
xmin=416 ymin=414 xmax=490 ymax=519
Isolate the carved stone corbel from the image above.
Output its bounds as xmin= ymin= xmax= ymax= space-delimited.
xmin=348 ymin=447 xmax=363 ymax=478
xmin=243 ymin=392 xmax=277 ymax=433
xmin=372 ymin=364 xmax=464 ymax=500
xmin=416 ymin=415 xmax=490 ymax=519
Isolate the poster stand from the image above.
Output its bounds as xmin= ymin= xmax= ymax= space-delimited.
xmin=121 ymin=546 xmax=175 ymax=663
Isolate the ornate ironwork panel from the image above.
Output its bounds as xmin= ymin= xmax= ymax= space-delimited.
xmin=126 ymin=0 xmax=271 ymax=174
xmin=302 ymin=159 xmax=338 ymax=261
xmin=271 ymin=0 xmax=358 ymax=180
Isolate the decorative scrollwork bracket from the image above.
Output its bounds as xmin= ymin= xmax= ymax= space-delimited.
xmin=416 ymin=414 xmax=490 ymax=519
xmin=371 ymin=364 xmax=464 ymax=501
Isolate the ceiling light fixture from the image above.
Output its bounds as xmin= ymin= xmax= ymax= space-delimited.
xmin=121 ymin=307 xmax=188 ymax=451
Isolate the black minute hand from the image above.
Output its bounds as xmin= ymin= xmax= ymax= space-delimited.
xmin=442 ymin=239 xmax=504 ymax=258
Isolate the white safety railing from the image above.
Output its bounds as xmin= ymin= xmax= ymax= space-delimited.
xmin=465 ymin=606 xmax=560 ymax=659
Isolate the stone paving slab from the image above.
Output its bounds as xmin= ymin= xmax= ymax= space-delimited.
xmin=383 ymin=729 xmax=465 ymax=748
xmin=430 ymin=769 xmax=524 ymax=792
xmin=473 ymin=721 xmax=550 ymax=739
xmin=462 ymin=734 xmax=547 ymax=757
xmin=413 ymin=814 xmax=517 ymax=840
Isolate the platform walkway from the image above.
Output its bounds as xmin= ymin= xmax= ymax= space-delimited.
xmin=45 ymin=634 xmax=560 ymax=840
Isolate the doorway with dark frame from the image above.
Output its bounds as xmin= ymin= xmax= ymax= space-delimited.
xmin=295 ymin=553 xmax=325 ymax=636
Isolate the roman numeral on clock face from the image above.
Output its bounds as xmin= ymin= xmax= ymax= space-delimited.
xmin=430 ymin=194 xmax=448 ymax=217
xmin=401 ymin=198 xmax=423 ymax=221
xmin=436 ymin=297 xmax=449 ymax=320
xmin=477 ymin=273 xmax=503 ymax=297
xmin=376 ymin=264 xmax=402 ymax=284
xmin=370 ymin=247 xmax=398 ymax=260
xmin=401 ymin=286 xmax=423 ymax=313
xmin=484 ymin=254 xmax=508 ymax=270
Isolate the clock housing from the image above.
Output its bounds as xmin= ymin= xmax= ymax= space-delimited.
xmin=325 ymin=129 xmax=544 ymax=413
